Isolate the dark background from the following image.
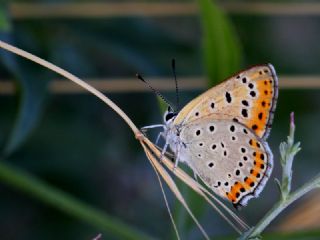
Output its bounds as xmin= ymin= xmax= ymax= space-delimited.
xmin=0 ymin=1 xmax=320 ymax=239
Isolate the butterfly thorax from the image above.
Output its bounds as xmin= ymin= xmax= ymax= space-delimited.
xmin=163 ymin=109 xmax=182 ymax=154
xmin=163 ymin=110 xmax=198 ymax=170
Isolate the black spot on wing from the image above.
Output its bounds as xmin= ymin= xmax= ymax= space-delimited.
xmin=225 ymin=92 xmax=232 ymax=103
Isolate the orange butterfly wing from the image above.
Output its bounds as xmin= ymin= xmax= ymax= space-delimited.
xmin=173 ymin=64 xmax=278 ymax=140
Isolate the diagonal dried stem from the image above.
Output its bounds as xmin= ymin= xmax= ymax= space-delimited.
xmin=0 ymin=40 xmax=140 ymax=135
xmin=141 ymin=141 xmax=210 ymax=239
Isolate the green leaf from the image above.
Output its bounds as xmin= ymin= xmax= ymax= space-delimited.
xmin=0 ymin=161 xmax=154 ymax=240
xmin=198 ymin=0 xmax=242 ymax=86
xmin=0 ymin=4 xmax=10 ymax=32
xmin=157 ymin=96 xmax=169 ymax=114
xmin=0 ymin=10 xmax=50 ymax=156
xmin=4 ymin=60 xmax=50 ymax=156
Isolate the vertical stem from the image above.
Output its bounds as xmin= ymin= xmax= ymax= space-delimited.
xmin=242 ymin=113 xmax=307 ymax=239
xmin=280 ymin=112 xmax=296 ymax=198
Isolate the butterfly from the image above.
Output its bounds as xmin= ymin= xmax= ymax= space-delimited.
xmin=0 ymin=40 xmax=253 ymax=237
xmin=156 ymin=64 xmax=278 ymax=208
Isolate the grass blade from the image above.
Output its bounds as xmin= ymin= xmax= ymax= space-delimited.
xmin=0 ymin=161 xmax=155 ymax=240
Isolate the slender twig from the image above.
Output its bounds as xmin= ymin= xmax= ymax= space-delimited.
xmin=0 ymin=75 xmax=319 ymax=95
xmin=0 ymin=40 xmax=140 ymax=135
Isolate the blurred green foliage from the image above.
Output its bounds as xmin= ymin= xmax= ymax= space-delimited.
xmin=0 ymin=7 xmax=10 ymax=31
xmin=198 ymin=0 xmax=241 ymax=85
xmin=0 ymin=8 xmax=50 ymax=156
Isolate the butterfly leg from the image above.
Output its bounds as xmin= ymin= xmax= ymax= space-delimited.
xmin=193 ymin=173 xmax=198 ymax=181
xmin=155 ymin=131 xmax=167 ymax=145
xmin=173 ymin=144 xmax=182 ymax=170
xmin=159 ymin=142 xmax=169 ymax=163
xmin=141 ymin=124 xmax=165 ymax=132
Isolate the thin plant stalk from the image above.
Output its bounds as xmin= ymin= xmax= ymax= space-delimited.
xmin=141 ymin=142 xmax=210 ymax=240
xmin=242 ymin=113 xmax=320 ymax=239
xmin=245 ymin=174 xmax=320 ymax=239
xmin=142 ymin=137 xmax=249 ymax=233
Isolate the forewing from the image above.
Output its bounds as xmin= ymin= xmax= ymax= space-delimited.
xmin=179 ymin=119 xmax=273 ymax=207
xmin=174 ymin=64 xmax=278 ymax=140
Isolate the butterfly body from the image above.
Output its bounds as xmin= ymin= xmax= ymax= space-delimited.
xmin=162 ymin=64 xmax=278 ymax=207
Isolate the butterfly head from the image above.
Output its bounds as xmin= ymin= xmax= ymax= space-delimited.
xmin=164 ymin=106 xmax=177 ymax=125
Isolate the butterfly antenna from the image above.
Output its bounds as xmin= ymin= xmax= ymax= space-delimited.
xmin=172 ymin=58 xmax=180 ymax=110
xmin=136 ymin=73 xmax=174 ymax=110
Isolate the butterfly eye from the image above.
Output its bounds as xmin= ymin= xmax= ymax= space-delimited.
xmin=165 ymin=112 xmax=176 ymax=122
